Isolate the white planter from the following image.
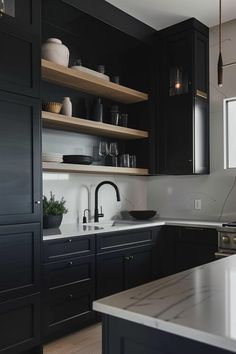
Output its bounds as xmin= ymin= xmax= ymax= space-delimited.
xmin=61 ymin=97 xmax=72 ymax=117
xmin=42 ymin=38 xmax=69 ymax=67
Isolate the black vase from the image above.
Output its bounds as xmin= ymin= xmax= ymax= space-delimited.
xmin=43 ymin=215 xmax=63 ymax=229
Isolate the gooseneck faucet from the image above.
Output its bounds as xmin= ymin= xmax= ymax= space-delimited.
xmin=94 ymin=181 xmax=121 ymax=222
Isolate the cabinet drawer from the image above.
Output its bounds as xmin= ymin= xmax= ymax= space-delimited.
xmin=0 ymin=223 xmax=40 ymax=302
xmin=43 ymin=283 xmax=94 ymax=337
xmin=43 ymin=235 xmax=95 ymax=262
xmin=97 ymin=229 xmax=154 ymax=253
xmin=44 ymin=255 xmax=95 ymax=289
xmin=0 ymin=294 xmax=40 ymax=354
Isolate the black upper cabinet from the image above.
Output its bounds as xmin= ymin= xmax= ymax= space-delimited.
xmin=153 ymin=18 xmax=209 ymax=175
xmin=0 ymin=91 xmax=41 ymax=225
xmin=0 ymin=24 xmax=40 ymax=98
xmin=0 ymin=0 xmax=40 ymax=34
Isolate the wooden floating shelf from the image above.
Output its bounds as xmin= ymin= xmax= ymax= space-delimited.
xmin=43 ymin=162 xmax=149 ymax=176
xmin=42 ymin=111 xmax=148 ymax=140
xmin=41 ymin=59 xmax=148 ymax=104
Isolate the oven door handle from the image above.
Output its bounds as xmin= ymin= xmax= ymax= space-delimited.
xmin=215 ymin=252 xmax=231 ymax=259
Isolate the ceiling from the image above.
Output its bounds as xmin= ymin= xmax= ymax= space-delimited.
xmin=106 ymin=0 xmax=236 ymax=30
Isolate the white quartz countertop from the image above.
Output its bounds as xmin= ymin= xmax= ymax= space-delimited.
xmin=93 ymin=255 xmax=236 ymax=353
xmin=43 ymin=218 xmax=223 ymax=241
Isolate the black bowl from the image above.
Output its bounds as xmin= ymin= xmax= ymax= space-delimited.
xmin=129 ymin=210 xmax=157 ymax=220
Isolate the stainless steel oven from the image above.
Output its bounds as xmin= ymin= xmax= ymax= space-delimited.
xmin=216 ymin=226 xmax=236 ymax=258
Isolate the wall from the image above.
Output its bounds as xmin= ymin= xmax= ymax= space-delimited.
xmin=43 ymin=129 xmax=147 ymax=224
xmin=147 ymin=20 xmax=236 ymax=221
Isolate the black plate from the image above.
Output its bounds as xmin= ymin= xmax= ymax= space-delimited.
xmin=129 ymin=210 xmax=157 ymax=220
xmin=63 ymin=155 xmax=93 ymax=165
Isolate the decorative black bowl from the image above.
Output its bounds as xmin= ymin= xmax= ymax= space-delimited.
xmin=63 ymin=155 xmax=93 ymax=165
xmin=129 ymin=210 xmax=157 ymax=220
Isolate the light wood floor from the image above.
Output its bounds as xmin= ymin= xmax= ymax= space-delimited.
xmin=43 ymin=324 xmax=102 ymax=354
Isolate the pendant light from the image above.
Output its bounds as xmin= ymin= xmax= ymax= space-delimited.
xmin=218 ymin=0 xmax=236 ymax=87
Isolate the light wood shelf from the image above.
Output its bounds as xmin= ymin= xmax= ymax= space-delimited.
xmin=42 ymin=111 xmax=148 ymax=140
xmin=43 ymin=162 xmax=149 ymax=176
xmin=41 ymin=59 xmax=148 ymax=104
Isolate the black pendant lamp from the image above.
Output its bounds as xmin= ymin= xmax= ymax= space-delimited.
xmin=218 ymin=0 xmax=223 ymax=86
xmin=218 ymin=0 xmax=236 ymax=87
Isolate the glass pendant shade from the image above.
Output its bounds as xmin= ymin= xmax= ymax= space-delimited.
xmin=169 ymin=66 xmax=188 ymax=96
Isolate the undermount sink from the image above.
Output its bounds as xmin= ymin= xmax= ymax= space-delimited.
xmin=85 ymin=220 xmax=136 ymax=229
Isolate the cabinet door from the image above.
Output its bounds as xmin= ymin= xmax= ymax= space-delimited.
xmin=0 ymin=223 xmax=41 ymax=302
xmin=96 ymin=252 xmax=125 ymax=299
xmin=175 ymin=227 xmax=217 ymax=272
xmin=157 ymin=226 xmax=178 ymax=278
xmin=96 ymin=245 xmax=156 ymax=299
xmin=0 ymin=91 xmax=41 ymax=225
xmin=0 ymin=0 xmax=40 ymax=32
xmin=0 ymin=24 xmax=40 ymax=98
xmin=125 ymin=246 xmax=154 ymax=289
xmin=158 ymin=31 xmax=194 ymax=174
xmin=0 ymin=294 xmax=40 ymax=354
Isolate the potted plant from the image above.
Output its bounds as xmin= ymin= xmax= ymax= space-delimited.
xmin=43 ymin=191 xmax=68 ymax=229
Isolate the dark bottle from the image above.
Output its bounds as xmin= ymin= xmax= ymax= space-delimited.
xmin=92 ymin=97 xmax=103 ymax=122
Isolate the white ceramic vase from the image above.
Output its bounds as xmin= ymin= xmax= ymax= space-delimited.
xmin=42 ymin=38 xmax=70 ymax=67
xmin=61 ymin=97 xmax=72 ymax=117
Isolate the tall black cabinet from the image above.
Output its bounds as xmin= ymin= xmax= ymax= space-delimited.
xmin=0 ymin=1 xmax=42 ymax=353
xmin=152 ymin=19 xmax=209 ymax=175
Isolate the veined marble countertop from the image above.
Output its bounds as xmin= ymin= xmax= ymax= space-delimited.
xmin=43 ymin=218 xmax=223 ymax=241
xmin=93 ymin=255 xmax=236 ymax=353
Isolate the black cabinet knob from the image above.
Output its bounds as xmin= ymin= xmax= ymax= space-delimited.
xmin=67 ymin=239 xmax=72 ymax=243
xmin=68 ymin=261 xmax=73 ymax=266
xmin=69 ymin=294 xmax=73 ymax=299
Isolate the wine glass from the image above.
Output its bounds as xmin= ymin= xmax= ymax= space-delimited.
xmin=109 ymin=142 xmax=119 ymax=166
xmin=99 ymin=141 xmax=109 ymax=165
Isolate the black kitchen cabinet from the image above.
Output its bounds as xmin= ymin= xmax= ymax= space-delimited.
xmin=43 ymin=236 xmax=96 ymax=341
xmin=0 ymin=223 xmax=40 ymax=303
xmin=0 ymin=294 xmax=40 ymax=354
xmin=0 ymin=91 xmax=41 ymax=225
xmin=97 ymin=245 xmax=155 ymax=299
xmin=154 ymin=18 xmax=209 ymax=175
xmin=0 ymin=0 xmax=40 ymax=32
xmin=157 ymin=226 xmax=218 ymax=278
xmin=0 ymin=0 xmax=42 ymax=352
xmin=175 ymin=227 xmax=217 ymax=272
xmin=157 ymin=226 xmax=177 ymax=278
xmin=96 ymin=229 xmax=159 ymax=299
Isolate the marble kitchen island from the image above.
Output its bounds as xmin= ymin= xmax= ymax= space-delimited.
xmin=93 ymin=255 xmax=236 ymax=354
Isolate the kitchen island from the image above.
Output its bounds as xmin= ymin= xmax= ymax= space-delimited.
xmin=93 ymin=255 xmax=236 ymax=354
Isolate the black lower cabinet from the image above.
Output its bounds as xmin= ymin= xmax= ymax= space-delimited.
xmin=102 ymin=315 xmax=233 ymax=354
xmin=0 ymin=294 xmax=40 ymax=354
xmin=97 ymin=245 xmax=156 ymax=299
xmin=175 ymin=227 xmax=217 ymax=272
xmin=43 ymin=283 xmax=95 ymax=341
xmin=43 ymin=237 xmax=96 ymax=341
xmin=157 ymin=226 xmax=218 ymax=277
xmin=0 ymin=223 xmax=41 ymax=303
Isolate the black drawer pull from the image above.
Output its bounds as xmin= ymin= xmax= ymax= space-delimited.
xmin=68 ymin=261 xmax=73 ymax=266
xmin=67 ymin=239 xmax=72 ymax=243
xmin=69 ymin=294 xmax=73 ymax=299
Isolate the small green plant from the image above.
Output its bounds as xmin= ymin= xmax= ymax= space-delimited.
xmin=43 ymin=191 xmax=68 ymax=216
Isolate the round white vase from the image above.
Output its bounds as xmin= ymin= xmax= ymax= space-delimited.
xmin=42 ymin=38 xmax=70 ymax=67
xmin=61 ymin=97 xmax=72 ymax=116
